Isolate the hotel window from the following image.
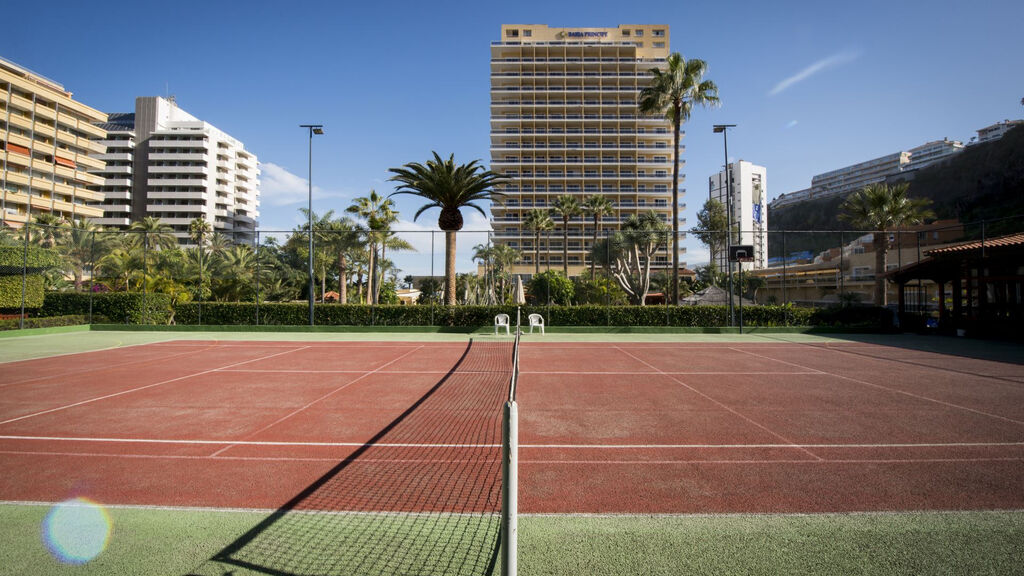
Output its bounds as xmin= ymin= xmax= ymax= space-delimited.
xmin=653 ymin=30 xmax=665 ymax=37
xmin=523 ymin=30 xmax=532 ymax=37
xmin=653 ymin=42 xmax=665 ymax=48
xmin=622 ymin=30 xmax=631 ymax=36
xmin=635 ymin=30 xmax=643 ymax=36
xmin=506 ymin=29 xmax=519 ymax=38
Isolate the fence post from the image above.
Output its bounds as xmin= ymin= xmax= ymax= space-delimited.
xmin=839 ymin=230 xmax=844 ymax=299
xmin=19 ymin=226 xmax=29 ymax=330
xmin=88 ymin=230 xmax=96 ymax=324
xmin=501 ymin=399 xmax=519 ymax=576
xmin=781 ymin=230 xmax=788 ymax=324
xmin=255 ymin=230 xmax=261 ymax=326
xmin=430 ymin=230 xmax=435 ymax=326
xmin=198 ymin=229 xmax=203 ymax=326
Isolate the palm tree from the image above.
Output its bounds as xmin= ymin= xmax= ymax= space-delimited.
xmin=523 ymin=208 xmax=554 ymax=275
xmin=188 ymin=217 xmax=212 ymax=247
xmin=31 ymin=213 xmax=68 ymax=248
xmin=550 ymin=194 xmax=582 ymax=277
xmin=322 ymin=217 xmax=362 ymax=305
xmin=62 ymin=219 xmax=104 ymax=291
xmin=640 ymin=52 xmax=720 ymax=304
xmin=129 ymin=217 xmax=178 ymax=252
xmin=388 ymin=152 xmax=505 ymax=306
xmin=298 ymin=208 xmax=339 ymax=303
xmin=582 ymin=195 xmax=614 ymax=279
xmin=346 ymin=190 xmax=398 ymax=304
xmin=840 ymin=182 xmax=935 ymax=306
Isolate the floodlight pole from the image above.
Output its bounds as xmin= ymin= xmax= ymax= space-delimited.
xmin=300 ymin=124 xmax=324 ymax=326
xmin=714 ymin=124 xmax=736 ymax=327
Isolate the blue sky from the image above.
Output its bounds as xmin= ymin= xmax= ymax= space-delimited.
xmin=3 ymin=0 xmax=1021 ymax=271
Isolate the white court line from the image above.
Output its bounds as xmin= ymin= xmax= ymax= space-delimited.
xmin=614 ymin=346 xmax=825 ymax=461
xmin=219 ymin=369 xmax=820 ymax=375
xmin=0 ymin=343 xmax=220 ymax=389
xmin=208 ymin=345 xmax=427 ymax=457
xmin=732 ymin=347 xmax=1024 ymax=426
xmin=3 ymin=435 xmax=1020 ymax=450
xmin=0 ymin=346 xmax=310 ymax=426
xmin=2 ymin=450 xmax=1018 ymax=466
xmin=0 ymin=500 xmax=498 ymax=517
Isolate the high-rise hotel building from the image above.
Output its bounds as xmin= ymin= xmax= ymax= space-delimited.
xmin=1 ymin=57 xmax=106 ymax=228
xmin=91 ymin=97 xmax=259 ymax=245
xmin=490 ymin=25 xmax=680 ymax=277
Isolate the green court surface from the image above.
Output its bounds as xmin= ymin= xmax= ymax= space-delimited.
xmin=2 ymin=503 xmax=1021 ymax=575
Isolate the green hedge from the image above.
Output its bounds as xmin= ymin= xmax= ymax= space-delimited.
xmin=40 ymin=292 xmax=173 ymax=324
xmin=0 ymin=314 xmax=106 ymax=331
xmin=0 ymin=246 xmax=61 ymax=308
xmin=810 ymin=305 xmax=894 ymax=330
xmin=171 ymin=302 xmax=815 ymax=327
xmin=0 ymin=275 xmax=44 ymax=308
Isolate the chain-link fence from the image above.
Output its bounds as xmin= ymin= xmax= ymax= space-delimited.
xmin=1 ymin=215 xmax=1020 ymax=329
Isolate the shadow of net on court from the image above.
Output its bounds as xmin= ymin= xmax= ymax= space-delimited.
xmin=189 ymin=339 xmax=512 ymax=576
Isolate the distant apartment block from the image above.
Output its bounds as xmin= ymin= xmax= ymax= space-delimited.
xmin=770 ymin=120 xmax=1018 ymax=211
xmin=708 ymin=161 xmax=767 ymax=270
xmin=904 ymin=138 xmax=963 ymax=171
xmin=489 ymin=24 xmax=679 ymax=277
xmin=90 ymin=96 xmax=259 ymax=245
xmin=0 ymin=57 xmax=107 ymax=228
xmin=974 ymin=119 xmax=1023 ymax=144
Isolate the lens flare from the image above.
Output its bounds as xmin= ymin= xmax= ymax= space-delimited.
xmin=41 ymin=498 xmax=111 ymax=565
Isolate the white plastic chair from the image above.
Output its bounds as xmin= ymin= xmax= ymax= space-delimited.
xmin=528 ymin=313 xmax=545 ymax=334
xmin=494 ymin=314 xmax=510 ymax=336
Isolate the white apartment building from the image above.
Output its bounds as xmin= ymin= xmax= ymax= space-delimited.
xmin=810 ymin=151 xmax=909 ymax=200
xmin=90 ymin=97 xmax=259 ymax=245
xmin=489 ymin=24 xmax=679 ymax=277
xmin=905 ymin=138 xmax=963 ymax=171
xmin=92 ymin=112 xmax=135 ymax=228
xmin=708 ymin=161 xmax=767 ymax=270
xmin=974 ymin=119 xmax=1023 ymax=144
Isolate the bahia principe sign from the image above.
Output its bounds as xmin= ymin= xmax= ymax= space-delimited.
xmin=559 ymin=31 xmax=609 ymax=38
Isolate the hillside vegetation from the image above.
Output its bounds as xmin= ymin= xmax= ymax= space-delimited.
xmin=767 ymin=126 xmax=1024 ymax=258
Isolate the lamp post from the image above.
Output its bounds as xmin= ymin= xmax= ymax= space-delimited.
xmin=713 ymin=124 xmax=736 ymax=327
xmin=300 ymin=124 xmax=324 ymax=326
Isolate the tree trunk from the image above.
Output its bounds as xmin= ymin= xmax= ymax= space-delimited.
xmin=356 ymin=272 xmax=364 ymax=303
xmin=535 ymin=231 xmax=541 ymax=275
xmin=671 ymin=103 xmax=681 ymax=305
xmin=562 ymin=217 xmax=569 ymax=276
xmin=338 ymin=253 xmax=348 ymax=304
xmin=444 ymin=230 xmax=457 ymax=306
xmin=366 ymin=245 xmax=376 ymax=305
xmin=591 ymin=215 xmax=599 ymax=280
xmin=875 ymin=234 xmax=887 ymax=306
xmin=375 ymin=242 xmax=386 ymax=304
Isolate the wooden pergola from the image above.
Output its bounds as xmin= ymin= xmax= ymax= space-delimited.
xmin=887 ymin=232 xmax=1024 ymax=336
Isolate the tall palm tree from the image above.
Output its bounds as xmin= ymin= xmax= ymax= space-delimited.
xmin=322 ymin=217 xmax=362 ymax=305
xmin=129 ymin=216 xmax=178 ymax=252
xmin=188 ymin=217 xmax=212 ymax=247
xmin=523 ymin=208 xmax=554 ymax=275
xmin=840 ymin=182 xmax=935 ymax=306
xmin=550 ymin=194 xmax=582 ymax=277
xmin=62 ymin=219 xmax=104 ymax=291
xmin=298 ymin=208 xmax=338 ymax=303
xmin=582 ymin=195 xmax=614 ymax=279
xmin=346 ymin=190 xmax=398 ymax=304
xmin=640 ymin=52 xmax=720 ymax=304
xmin=31 ymin=213 xmax=68 ymax=248
xmin=388 ymin=152 xmax=505 ymax=306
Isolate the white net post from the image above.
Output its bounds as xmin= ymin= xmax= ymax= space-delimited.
xmin=501 ymin=399 xmax=518 ymax=576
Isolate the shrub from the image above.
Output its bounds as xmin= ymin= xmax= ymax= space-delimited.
xmin=528 ymin=271 xmax=574 ymax=306
xmin=40 ymin=292 xmax=173 ymax=324
xmin=0 ymin=314 xmax=107 ymax=331
xmin=0 ymin=246 xmax=62 ymax=308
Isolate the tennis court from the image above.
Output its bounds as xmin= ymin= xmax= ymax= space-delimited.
xmin=0 ymin=330 xmax=1022 ymax=574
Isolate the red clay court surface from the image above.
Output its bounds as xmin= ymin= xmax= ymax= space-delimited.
xmin=0 ymin=339 xmax=1022 ymax=515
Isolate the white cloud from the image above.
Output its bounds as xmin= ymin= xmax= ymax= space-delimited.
xmin=259 ymin=162 xmax=348 ymax=206
xmin=685 ymin=246 xmax=711 ymax=268
xmin=785 ymin=120 xmax=799 ymax=129
xmin=769 ymin=50 xmax=861 ymax=96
